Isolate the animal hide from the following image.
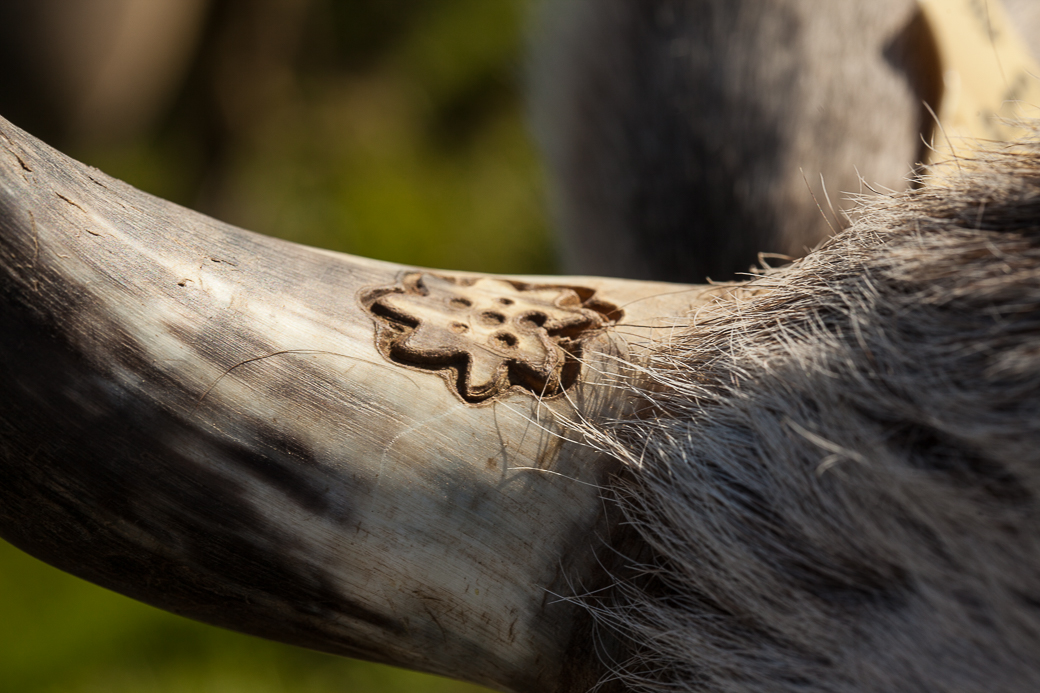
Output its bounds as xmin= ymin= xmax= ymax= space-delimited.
xmin=583 ymin=136 xmax=1040 ymax=692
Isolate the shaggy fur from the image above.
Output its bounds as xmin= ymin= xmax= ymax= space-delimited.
xmin=585 ymin=139 xmax=1040 ymax=691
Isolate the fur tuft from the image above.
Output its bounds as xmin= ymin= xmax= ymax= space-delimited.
xmin=587 ymin=135 xmax=1040 ymax=692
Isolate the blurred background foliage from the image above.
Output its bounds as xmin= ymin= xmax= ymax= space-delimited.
xmin=0 ymin=0 xmax=551 ymax=690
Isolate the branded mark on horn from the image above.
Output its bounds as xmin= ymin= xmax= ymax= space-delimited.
xmin=360 ymin=272 xmax=622 ymax=404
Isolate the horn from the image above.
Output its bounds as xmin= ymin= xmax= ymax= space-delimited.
xmin=0 ymin=117 xmax=707 ymax=692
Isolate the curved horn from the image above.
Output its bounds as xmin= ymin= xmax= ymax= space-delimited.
xmin=0 ymin=117 xmax=707 ymax=692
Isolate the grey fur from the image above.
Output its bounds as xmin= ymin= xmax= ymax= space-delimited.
xmin=581 ymin=139 xmax=1040 ymax=691
xmin=533 ymin=0 xmax=1040 ymax=285
xmin=532 ymin=0 xmax=932 ymax=283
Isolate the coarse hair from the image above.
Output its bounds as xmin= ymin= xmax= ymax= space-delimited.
xmin=584 ymin=134 xmax=1040 ymax=692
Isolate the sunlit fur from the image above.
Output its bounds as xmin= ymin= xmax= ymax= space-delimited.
xmin=579 ymin=139 xmax=1040 ymax=692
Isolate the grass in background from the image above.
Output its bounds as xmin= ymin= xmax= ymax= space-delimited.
xmin=79 ymin=0 xmax=554 ymax=275
xmin=1 ymin=0 xmax=547 ymax=690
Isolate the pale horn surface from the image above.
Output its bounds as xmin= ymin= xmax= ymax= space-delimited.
xmin=0 ymin=116 xmax=709 ymax=693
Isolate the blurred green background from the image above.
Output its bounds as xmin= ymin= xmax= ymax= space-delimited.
xmin=0 ymin=0 xmax=551 ymax=690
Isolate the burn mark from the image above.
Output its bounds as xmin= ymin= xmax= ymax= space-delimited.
xmin=360 ymin=272 xmax=621 ymax=404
